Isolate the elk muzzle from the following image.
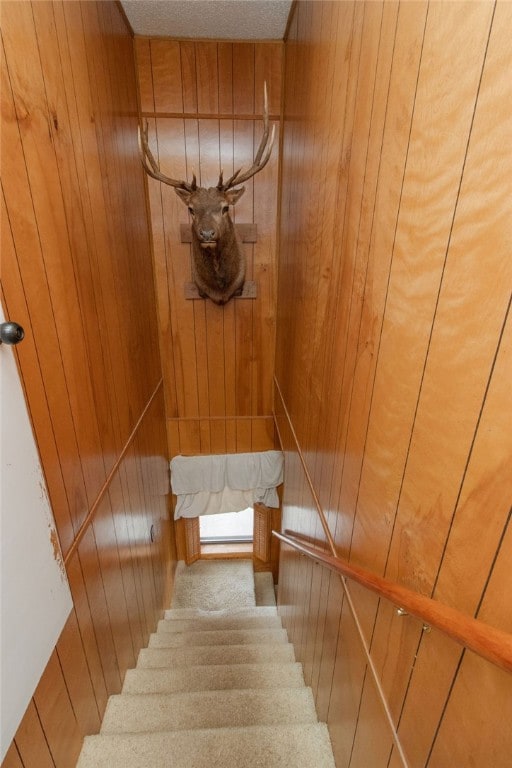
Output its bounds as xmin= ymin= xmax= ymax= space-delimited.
xmin=198 ymin=227 xmax=217 ymax=247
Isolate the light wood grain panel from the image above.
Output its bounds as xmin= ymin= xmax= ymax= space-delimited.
xmin=276 ymin=1 xmax=511 ymax=766
xmin=3 ymin=1 xmax=108 ymax=513
xmin=134 ymin=37 xmax=154 ymax=113
xmin=349 ymin=668 xmax=395 ymax=768
xmin=179 ymin=41 xmax=197 ymax=113
xmin=218 ymin=43 xmax=233 ymax=113
xmin=61 ymin=0 xmax=137 ymax=446
xmin=395 ymin=312 xmax=512 ymax=766
xmin=326 ymin=595 xmax=372 ymax=765
xmin=349 ymin=0 xmax=493 ymax=591
xmin=428 ymin=648 xmax=512 ymax=768
xmin=364 ymin=0 xmax=512 ymax=738
xmin=1 ymin=192 xmax=76 ymax=554
xmin=333 ymin=0 xmax=428 ymax=556
xmin=427 ymin=511 xmax=512 ymax=767
xmin=1 ymin=33 xmax=89 ymax=541
xmin=196 ymin=42 xmax=218 ymax=114
xmin=328 ymin=0 xmax=399 ymax=546
xmin=150 ymin=39 xmax=182 ymax=113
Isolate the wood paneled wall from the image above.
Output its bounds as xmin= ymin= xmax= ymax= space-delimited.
xmin=1 ymin=3 xmax=174 ymax=766
xmin=134 ymin=38 xmax=282 ymax=458
xmin=275 ymin=2 xmax=512 ymax=767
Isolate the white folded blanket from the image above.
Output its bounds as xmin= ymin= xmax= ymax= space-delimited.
xmin=170 ymin=450 xmax=284 ymax=520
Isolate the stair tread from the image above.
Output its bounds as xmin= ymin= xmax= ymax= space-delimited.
xmin=76 ymin=563 xmax=336 ymax=768
xmin=164 ymin=606 xmax=278 ymax=620
xmin=149 ymin=627 xmax=288 ymax=648
xmin=122 ymin=662 xmax=305 ymax=694
xmin=101 ymin=688 xmax=317 ymax=734
xmin=254 ymin=571 xmax=277 ymax=606
xmin=138 ymin=642 xmax=295 ymax=668
xmin=157 ymin=614 xmax=283 ymax=632
xmin=77 ymin=723 xmax=336 ymax=768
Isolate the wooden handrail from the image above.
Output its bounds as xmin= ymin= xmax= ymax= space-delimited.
xmin=273 ymin=530 xmax=512 ymax=674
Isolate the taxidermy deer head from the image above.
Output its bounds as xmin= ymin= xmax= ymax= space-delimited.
xmin=138 ymin=84 xmax=275 ymax=305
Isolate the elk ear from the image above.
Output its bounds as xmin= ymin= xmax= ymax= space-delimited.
xmin=225 ymin=186 xmax=245 ymax=205
xmin=174 ymin=188 xmax=191 ymax=205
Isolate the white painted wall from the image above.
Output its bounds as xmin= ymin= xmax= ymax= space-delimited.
xmin=0 ymin=305 xmax=73 ymax=760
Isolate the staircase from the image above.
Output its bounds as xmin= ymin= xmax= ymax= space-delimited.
xmin=77 ymin=566 xmax=335 ymax=767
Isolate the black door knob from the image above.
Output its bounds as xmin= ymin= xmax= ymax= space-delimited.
xmin=0 ymin=322 xmax=25 ymax=345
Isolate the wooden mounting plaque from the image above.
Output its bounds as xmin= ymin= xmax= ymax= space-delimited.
xmin=180 ymin=223 xmax=257 ymax=243
xmin=184 ymin=281 xmax=257 ymax=300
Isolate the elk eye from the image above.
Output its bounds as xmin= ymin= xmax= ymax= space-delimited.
xmin=222 ymin=206 xmax=229 ymax=214
xmin=188 ymin=206 xmax=194 ymax=215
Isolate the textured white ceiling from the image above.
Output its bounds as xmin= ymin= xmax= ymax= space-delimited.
xmin=120 ymin=0 xmax=293 ymax=40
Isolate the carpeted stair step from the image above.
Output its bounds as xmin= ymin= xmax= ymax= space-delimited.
xmin=122 ymin=661 xmax=305 ymax=694
xmin=170 ymin=560 xmax=256 ymax=610
xmin=157 ymin=612 xmax=283 ymax=633
xmin=254 ymin=571 xmax=277 ymax=606
xmin=149 ymin=626 xmax=288 ymax=648
xmin=76 ymin=559 xmax=336 ymax=768
xmin=77 ymin=723 xmax=336 ymax=768
xmin=101 ymin=687 xmax=318 ymax=734
xmin=164 ymin=605 xmax=278 ymax=621
xmin=137 ymin=642 xmax=295 ymax=668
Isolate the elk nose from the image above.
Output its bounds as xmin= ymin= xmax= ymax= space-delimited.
xmin=200 ymin=229 xmax=215 ymax=241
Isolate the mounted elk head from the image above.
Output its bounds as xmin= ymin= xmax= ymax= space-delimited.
xmin=138 ymin=84 xmax=275 ymax=305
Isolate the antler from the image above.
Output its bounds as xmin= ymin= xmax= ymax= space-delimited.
xmin=217 ymin=82 xmax=276 ymax=191
xmin=138 ymin=121 xmax=197 ymax=191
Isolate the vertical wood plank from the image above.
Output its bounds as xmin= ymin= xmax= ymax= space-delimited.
xmin=275 ymin=1 xmax=511 ymax=766
xmin=1 ymin=744 xmax=24 ymax=768
xmin=56 ymin=611 xmax=101 ymax=736
xmin=32 ymin=652 xmax=82 ymax=768
xmin=135 ymin=39 xmax=280 ymax=463
xmin=180 ymin=41 xmax=197 ymax=113
xmin=11 ymin=701 xmax=54 ymax=768
xmin=348 ymin=0 xmax=494 ymax=642
xmin=1 ymin=4 xmax=174 ymax=765
xmin=134 ymin=38 xmax=154 ymax=112
xmin=150 ymin=39 xmax=182 ymax=112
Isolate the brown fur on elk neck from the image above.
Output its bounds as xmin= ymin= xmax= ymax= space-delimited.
xmin=138 ymin=83 xmax=275 ymax=305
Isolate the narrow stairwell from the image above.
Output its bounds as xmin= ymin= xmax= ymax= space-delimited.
xmin=77 ymin=563 xmax=335 ymax=767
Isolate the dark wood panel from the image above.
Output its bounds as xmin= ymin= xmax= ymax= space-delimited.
xmin=0 ymin=745 xmax=23 ymax=768
xmin=11 ymin=701 xmax=54 ymax=768
xmin=1 ymin=2 xmax=175 ymax=765
xmin=56 ymin=611 xmax=101 ymax=736
xmin=32 ymin=652 xmax=83 ymax=768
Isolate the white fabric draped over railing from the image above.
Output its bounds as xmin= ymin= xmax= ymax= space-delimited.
xmin=170 ymin=450 xmax=284 ymax=520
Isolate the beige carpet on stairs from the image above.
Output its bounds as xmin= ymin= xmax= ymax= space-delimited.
xmin=171 ymin=559 xmax=256 ymax=610
xmin=76 ymin=558 xmax=335 ymax=768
